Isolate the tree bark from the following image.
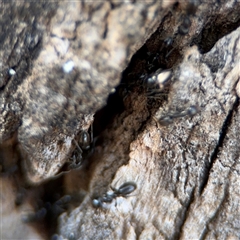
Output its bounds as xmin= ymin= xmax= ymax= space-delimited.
xmin=1 ymin=1 xmax=240 ymax=239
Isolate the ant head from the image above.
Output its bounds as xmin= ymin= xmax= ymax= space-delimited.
xmin=92 ymin=198 xmax=103 ymax=208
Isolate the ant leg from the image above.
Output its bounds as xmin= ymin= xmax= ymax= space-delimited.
xmin=90 ymin=123 xmax=93 ymax=144
xmin=88 ymin=123 xmax=95 ymax=156
xmin=73 ymin=139 xmax=83 ymax=155
xmin=165 ymin=47 xmax=175 ymax=58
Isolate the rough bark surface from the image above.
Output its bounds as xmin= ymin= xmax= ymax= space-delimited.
xmin=0 ymin=1 xmax=171 ymax=184
xmin=0 ymin=1 xmax=240 ymax=240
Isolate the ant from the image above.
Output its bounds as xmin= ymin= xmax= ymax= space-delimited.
xmin=145 ymin=69 xmax=172 ymax=98
xmin=21 ymin=195 xmax=71 ymax=223
xmin=158 ymin=105 xmax=198 ymax=126
xmin=177 ymin=0 xmax=199 ymax=36
xmin=68 ymin=124 xmax=93 ymax=169
xmin=178 ymin=15 xmax=192 ymax=36
xmin=161 ymin=0 xmax=199 ymax=59
xmin=92 ymin=182 xmax=137 ymax=208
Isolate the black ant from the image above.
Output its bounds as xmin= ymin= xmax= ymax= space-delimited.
xmin=69 ymin=124 xmax=94 ymax=169
xmin=92 ymin=182 xmax=137 ymax=208
xmin=178 ymin=15 xmax=192 ymax=36
xmin=145 ymin=69 xmax=172 ymax=98
xmin=177 ymin=0 xmax=199 ymax=36
xmin=158 ymin=105 xmax=198 ymax=126
xmin=21 ymin=195 xmax=71 ymax=223
xmin=161 ymin=0 xmax=199 ymax=60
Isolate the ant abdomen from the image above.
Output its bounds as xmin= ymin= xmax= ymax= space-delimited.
xmin=115 ymin=182 xmax=137 ymax=196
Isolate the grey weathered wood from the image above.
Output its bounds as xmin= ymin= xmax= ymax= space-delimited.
xmin=58 ymin=1 xmax=240 ymax=239
xmin=59 ymin=26 xmax=240 ymax=239
xmin=1 ymin=1 xmax=240 ymax=239
xmin=0 ymin=1 xmax=170 ymax=183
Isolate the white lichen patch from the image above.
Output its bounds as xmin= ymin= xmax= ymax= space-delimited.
xmin=62 ymin=60 xmax=75 ymax=73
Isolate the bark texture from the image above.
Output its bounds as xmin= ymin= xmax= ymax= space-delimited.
xmin=0 ymin=0 xmax=240 ymax=239
xmin=1 ymin=1 xmax=171 ymax=183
